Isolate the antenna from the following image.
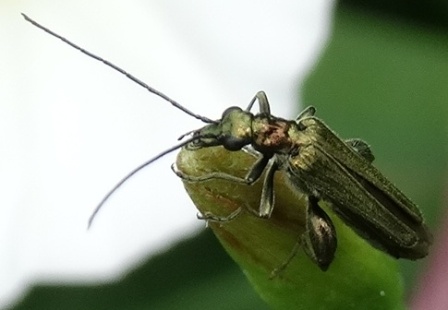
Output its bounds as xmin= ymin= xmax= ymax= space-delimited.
xmin=87 ymin=135 xmax=200 ymax=228
xmin=21 ymin=13 xmax=216 ymax=227
xmin=21 ymin=13 xmax=215 ymax=124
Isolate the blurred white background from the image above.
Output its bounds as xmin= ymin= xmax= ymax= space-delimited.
xmin=0 ymin=1 xmax=335 ymax=308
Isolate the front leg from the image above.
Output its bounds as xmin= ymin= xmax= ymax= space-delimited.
xmin=172 ymin=152 xmax=271 ymax=185
xmin=173 ymin=152 xmax=272 ymax=223
xmin=197 ymin=207 xmax=243 ymax=224
xmin=245 ymin=91 xmax=271 ymax=114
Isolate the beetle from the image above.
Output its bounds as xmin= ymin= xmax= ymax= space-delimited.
xmin=172 ymin=91 xmax=432 ymax=270
xmin=23 ymin=13 xmax=431 ymax=271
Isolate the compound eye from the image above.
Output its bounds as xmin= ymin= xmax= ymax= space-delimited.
xmin=221 ymin=106 xmax=242 ymax=118
xmin=223 ymin=135 xmax=247 ymax=151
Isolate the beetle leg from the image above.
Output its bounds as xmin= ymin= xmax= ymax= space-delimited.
xmin=245 ymin=91 xmax=271 ymax=114
xmin=258 ymin=158 xmax=279 ymax=217
xmin=271 ymin=196 xmax=337 ymax=276
xmin=196 ymin=207 xmax=243 ymax=225
xmin=301 ymin=196 xmax=337 ymax=271
xmin=172 ymin=154 xmax=271 ymax=185
xmin=345 ymin=138 xmax=375 ymax=163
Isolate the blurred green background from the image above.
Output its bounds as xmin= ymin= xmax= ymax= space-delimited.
xmin=11 ymin=2 xmax=448 ymax=309
xmin=303 ymin=1 xmax=447 ymax=294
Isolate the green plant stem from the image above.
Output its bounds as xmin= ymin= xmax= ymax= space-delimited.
xmin=177 ymin=147 xmax=404 ymax=310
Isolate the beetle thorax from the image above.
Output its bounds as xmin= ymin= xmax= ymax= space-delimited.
xmin=252 ymin=116 xmax=294 ymax=153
